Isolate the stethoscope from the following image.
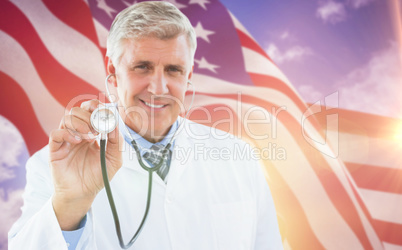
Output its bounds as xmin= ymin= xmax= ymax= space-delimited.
xmin=90 ymin=74 xmax=195 ymax=249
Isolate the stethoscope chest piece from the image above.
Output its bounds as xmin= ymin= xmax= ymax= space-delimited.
xmin=90 ymin=106 xmax=118 ymax=134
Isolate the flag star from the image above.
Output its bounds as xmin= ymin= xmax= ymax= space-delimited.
xmin=164 ymin=0 xmax=187 ymax=9
xmin=97 ymin=0 xmax=117 ymax=18
xmin=194 ymin=22 xmax=215 ymax=43
xmin=189 ymin=0 xmax=210 ymax=10
xmin=195 ymin=57 xmax=220 ymax=73
xmin=122 ymin=0 xmax=137 ymax=7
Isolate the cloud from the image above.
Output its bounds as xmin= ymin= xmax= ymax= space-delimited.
xmin=266 ymin=43 xmax=312 ymax=64
xmin=0 ymin=116 xmax=25 ymax=183
xmin=297 ymin=85 xmax=324 ymax=103
xmin=0 ymin=188 xmax=23 ymax=248
xmin=280 ymin=31 xmax=290 ymax=40
xmin=337 ymin=42 xmax=402 ymax=118
xmin=316 ymin=0 xmax=377 ymax=24
xmin=347 ymin=0 xmax=376 ymax=9
xmin=316 ymin=1 xmax=347 ymax=24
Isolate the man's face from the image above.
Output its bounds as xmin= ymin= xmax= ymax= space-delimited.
xmin=108 ymin=34 xmax=193 ymax=143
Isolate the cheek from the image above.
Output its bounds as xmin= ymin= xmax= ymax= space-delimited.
xmin=117 ymin=78 xmax=145 ymax=101
xmin=170 ymin=83 xmax=188 ymax=101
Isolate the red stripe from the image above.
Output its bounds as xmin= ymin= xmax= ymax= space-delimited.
xmin=187 ymin=88 xmax=326 ymax=145
xmin=192 ymin=92 xmax=376 ymax=249
xmin=313 ymin=106 xmax=402 ymax=140
xmin=188 ymin=104 xmax=325 ymax=249
xmin=248 ymin=73 xmax=327 ymax=138
xmin=43 ymin=0 xmax=100 ymax=47
xmin=0 ymin=72 xmax=48 ymax=155
xmin=248 ymin=73 xmax=307 ymax=113
xmin=345 ymin=162 xmax=402 ymax=194
xmin=0 ymin=1 xmax=99 ymax=107
xmin=373 ymin=220 xmax=402 ymax=245
xmin=236 ymin=29 xmax=275 ymax=64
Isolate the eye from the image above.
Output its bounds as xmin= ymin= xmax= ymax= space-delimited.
xmin=136 ymin=64 xmax=149 ymax=70
xmin=167 ymin=66 xmax=182 ymax=74
xmin=132 ymin=64 xmax=152 ymax=74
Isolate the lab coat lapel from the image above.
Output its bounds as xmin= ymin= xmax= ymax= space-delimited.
xmin=166 ymin=118 xmax=193 ymax=192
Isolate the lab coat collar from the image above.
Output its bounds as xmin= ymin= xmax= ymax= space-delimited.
xmin=120 ymin=116 xmax=192 ymax=189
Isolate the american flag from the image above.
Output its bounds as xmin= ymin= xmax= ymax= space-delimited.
xmin=1 ymin=0 xmax=401 ymax=249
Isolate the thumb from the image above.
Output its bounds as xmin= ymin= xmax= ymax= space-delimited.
xmin=106 ymin=125 xmax=123 ymax=155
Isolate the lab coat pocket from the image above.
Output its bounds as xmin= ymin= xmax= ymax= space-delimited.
xmin=209 ymin=201 xmax=255 ymax=250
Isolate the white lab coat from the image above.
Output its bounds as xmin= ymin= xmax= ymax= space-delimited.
xmin=9 ymin=118 xmax=283 ymax=250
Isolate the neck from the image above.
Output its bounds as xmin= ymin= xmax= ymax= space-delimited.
xmin=118 ymin=106 xmax=170 ymax=143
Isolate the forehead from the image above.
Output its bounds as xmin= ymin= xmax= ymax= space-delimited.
xmin=120 ymin=35 xmax=192 ymax=66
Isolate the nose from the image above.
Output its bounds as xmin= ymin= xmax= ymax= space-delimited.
xmin=148 ymin=70 xmax=168 ymax=95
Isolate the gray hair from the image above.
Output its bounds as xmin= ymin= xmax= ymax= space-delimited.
xmin=106 ymin=1 xmax=197 ymax=65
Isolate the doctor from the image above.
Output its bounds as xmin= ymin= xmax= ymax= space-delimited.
xmin=8 ymin=1 xmax=283 ymax=249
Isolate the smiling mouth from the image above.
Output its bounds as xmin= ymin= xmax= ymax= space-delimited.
xmin=142 ymin=100 xmax=166 ymax=108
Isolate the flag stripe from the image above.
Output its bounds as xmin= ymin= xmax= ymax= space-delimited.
xmin=372 ymin=220 xmax=402 ymax=245
xmin=328 ymin=131 xmax=402 ymax=170
xmin=346 ymin=163 xmax=402 ymax=194
xmin=10 ymin=0 xmax=106 ymax=91
xmin=191 ymin=73 xmax=325 ymax=138
xmin=359 ymin=189 xmax=402 ymax=224
xmin=0 ymin=72 xmax=48 ymax=155
xmin=314 ymin=107 xmax=402 ymax=140
xmin=1 ymin=1 xmax=100 ymax=107
xmin=248 ymin=72 xmax=307 ymax=109
xmin=236 ymin=29 xmax=273 ymax=62
xmin=0 ymin=30 xmax=64 ymax=134
xmin=242 ymin=47 xmax=296 ymax=93
xmin=42 ymin=0 xmax=100 ymax=46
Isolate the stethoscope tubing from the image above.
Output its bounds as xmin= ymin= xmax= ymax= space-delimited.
xmin=100 ymin=139 xmax=155 ymax=249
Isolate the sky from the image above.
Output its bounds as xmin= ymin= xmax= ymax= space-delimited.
xmin=220 ymin=0 xmax=402 ymax=118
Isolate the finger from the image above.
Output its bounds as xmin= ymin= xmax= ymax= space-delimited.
xmin=105 ymin=125 xmax=123 ymax=154
xmin=69 ymin=107 xmax=99 ymax=136
xmin=49 ymin=129 xmax=81 ymax=152
xmin=80 ymin=99 xmax=104 ymax=112
xmin=61 ymin=115 xmax=98 ymax=140
xmin=69 ymin=107 xmax=92 ymax=122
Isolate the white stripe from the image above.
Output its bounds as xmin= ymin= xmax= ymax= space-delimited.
xmin=359 ymin=188 xmax=402 ymax=224
xmin=242 ymin=47 xmax=300 ymax=95
xmin=228 ymin=11 xmax=255 ymax=40
xmin=192 ymin=73 xmax=335 ymax=157
xmin=283 ymin=239 xmax=292 ymax=250
xmin=11 ymin=0 xmax=106 ymax=90
xmin=327 ymin=131 xmax=402 ymax=169
xmin=230 ymin=12 xmax=303 ymax=104
xmin=191 ymin=94 xmax=366 ymax=249
xmin=324 ymin=154 xmax=384 ymax=249
xmin=383 ymin=242 xmax=402 ymax=250
xmin=0 ymin=31 xmax=64 ymax=134
xmin=93 ymin=18 xmax=108 ymax=49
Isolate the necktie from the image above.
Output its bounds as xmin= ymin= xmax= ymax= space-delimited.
xmin=143 ymin=144 xmax=172 ymax=182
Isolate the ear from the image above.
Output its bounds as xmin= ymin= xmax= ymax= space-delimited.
xmin=106 ymin=56 xmax=117 ymax=87
xmin=187 ymin=65 xmax=194 ymax=88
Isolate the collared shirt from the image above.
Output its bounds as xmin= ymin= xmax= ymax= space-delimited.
xmin=120 ymin=118 xmax=178 ymax=155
